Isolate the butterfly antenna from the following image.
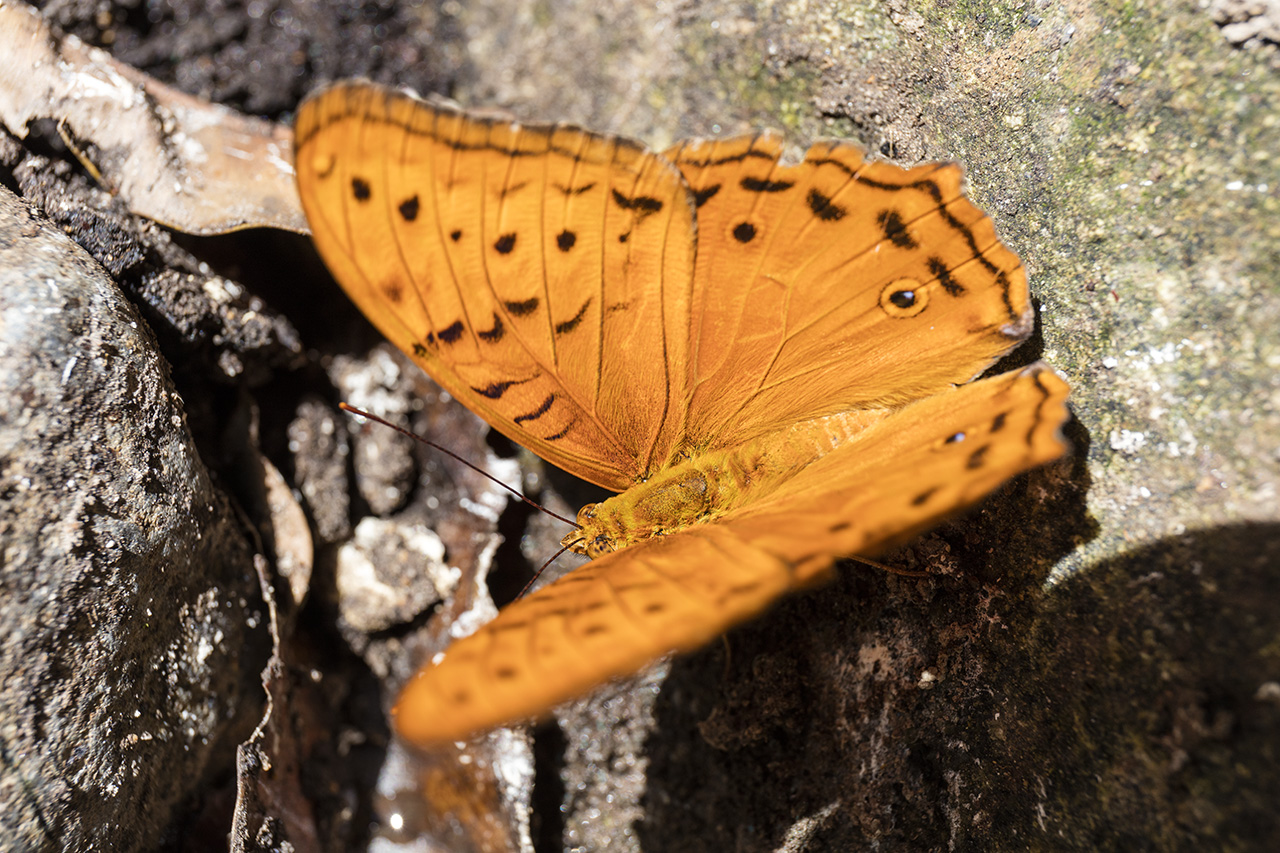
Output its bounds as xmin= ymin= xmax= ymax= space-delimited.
xmin=516 ymin=543 xmax=574 ymax=600
xmin=338 ymin=402 xmax=581 ymax=529
xmin=851 ymin=554 xmax=929 ymax=578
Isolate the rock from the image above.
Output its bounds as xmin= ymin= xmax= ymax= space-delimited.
xmin=0 ymin=185 xmax=268 ymax=851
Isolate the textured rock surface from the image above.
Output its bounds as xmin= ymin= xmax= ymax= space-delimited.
xmin=0 ymin=184 xmax=268 ymax=851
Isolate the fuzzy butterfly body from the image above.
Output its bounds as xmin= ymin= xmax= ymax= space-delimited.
xmin=294 ymin=81 xmax=1070 ymax=746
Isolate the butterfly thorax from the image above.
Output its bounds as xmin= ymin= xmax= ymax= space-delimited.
xmin=560 ymin=409 xmax=890 ymax=559
xmin=560 ymin=461 xmax=723 ymax=559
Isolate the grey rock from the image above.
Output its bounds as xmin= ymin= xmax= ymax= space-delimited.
xmin=0 ymin=185 xmax=267 ymax=851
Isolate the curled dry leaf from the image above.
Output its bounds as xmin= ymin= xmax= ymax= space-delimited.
xmin=230 ymin=557 xmax=322 ymax=853
xmin=0 ymin=2 xmax=305 ymax=235
xmin=259 ymin=451 xmax=315 ymax=609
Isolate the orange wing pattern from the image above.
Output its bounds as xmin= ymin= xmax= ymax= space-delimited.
xmin=296 ymin=83 xmax=695 ymax=489
xmin=297 ymin=84 xmax=1033 ymax=482
xmin=665 ymin=135 xmax=1031 ymax=453
xmin=293 ymin=82 xmax=1070 ymax=749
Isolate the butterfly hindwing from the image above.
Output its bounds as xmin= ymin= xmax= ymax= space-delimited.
xmin=392 ymin=522 xmax=794 ymax=745
xmin=392 ymin=364 xmax=1069 ymax=744
xmin=724 ymin=363 xmax=1070 ymax=566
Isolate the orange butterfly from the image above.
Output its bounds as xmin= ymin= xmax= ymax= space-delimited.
xmin=293 ymin=81 xmax=1070 ymax=746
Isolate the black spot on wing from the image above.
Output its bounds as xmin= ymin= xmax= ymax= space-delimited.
xmin=877 ymin=210 xmax=918 ymax=248
xmin=412 ymin=342 xmax=427 ymax=358
xmin=1031 ymin=369 xmax=1052 ymax=398
xmin=505 ymin=297 xmax=539 ymax=316
xmin=398 ymin=195 xmax=419 ymax=222
xmin=478 ymin=312 xmax=504 ymax=343
xmin=669 ymin=145 xmax=777 ymax=170
xmin=437 ymin=320 xmax=465 ymax=345
xmin=494 ymin=233 xmax=517 ymax=254
xmin=801 ymin=155 xmax=945 ymax=202
xmin=929 ymin=257 xmax=965 ymax=296
xmin=543 ymin=422 xmax=574 ymax=442
xmin=733 ymin=222 xmax=757 ymax=243
xmin=351 ymin=177 xmax=371 ymax=201
xmin=450 ymin=229 xmax=462 ymax=242
xmin=966 ymin=445 xmax=990 ymax=469
xmin=553 ymin=181 xmax=596 ymax=195
xmin=911 ymin=487 xmax=937 ymax=506
xmin=556 ymin=230 xmax=576 ymax=251
xmin=807 ymin=188 xmax=846 ymax=221
xmin=1027 ymin=371 xmax=1058 ymax=444
xmin=889 ymin=290 xmax=916 ymax=309
xmin=382 ymin=281 xmax=403 ymax=303
xmin=472 ymin=379 xmax=524 ymax=399
xmin=997 ymin=271 xmax=1019 ymax=324
xmin=991 ymin=411 xmax=1009 ymax=433
xmin=555 ymin=298 xmax=593 ymax=335
xmin=611 ymin=189 xmax=664 ymax=216
xmin=514 ymin=393 xmax=555 ymax=424
xmin=692 ymin=184 xmax=722 ymax=207
xmin=741 ymin=176 xmax=794 ymax=193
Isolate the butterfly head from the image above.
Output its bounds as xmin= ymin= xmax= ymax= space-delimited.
xmin=559 ymin=503 xmax=621 ymax=558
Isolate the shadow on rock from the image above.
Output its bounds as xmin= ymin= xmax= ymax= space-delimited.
xmin=640 ymin=486 xmax=1277 ymax=851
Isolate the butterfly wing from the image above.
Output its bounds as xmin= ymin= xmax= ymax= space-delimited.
xmin=393 ymin=364 xmax=1068 ymax=746
xmin=664 ymin=135 xmax=1032 ymax=452
xmin=295 ymin=82 xmax=695 ymax=489
xmin=721 ymin=363 xmax=1070 ymax=576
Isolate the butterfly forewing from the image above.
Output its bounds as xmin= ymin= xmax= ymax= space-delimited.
xmin=593 ymin=138 xmax=696 ymax=475
xmin=296 ymin=83 xmax=696 ymax=489
xmin=664 ymin=137 xmax=1032 ymax=452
